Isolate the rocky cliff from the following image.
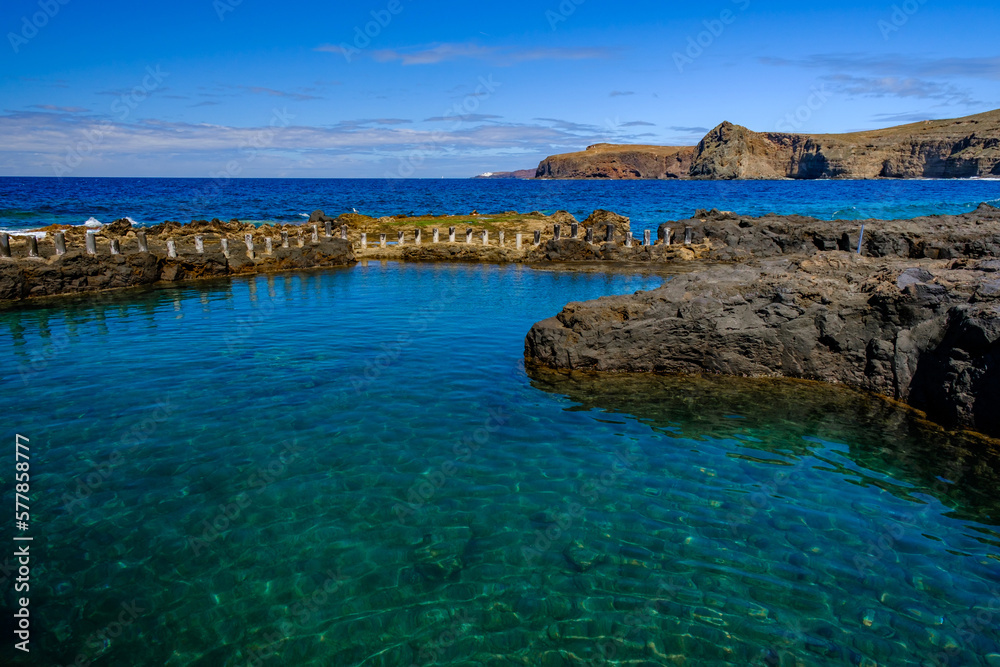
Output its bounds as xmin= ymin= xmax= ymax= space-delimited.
xmin=535 ymin=143 xmax=695 ymax=179
xmin=536 ymin=109 xmax=1000 ymax=180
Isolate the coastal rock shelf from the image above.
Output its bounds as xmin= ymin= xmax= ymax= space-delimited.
xmin=0 ymin=219 xmax=355 ymax=301
xmin=526 ymin=204 xmax=1000 ymax=439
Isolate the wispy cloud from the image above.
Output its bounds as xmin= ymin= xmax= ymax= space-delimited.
xmin=610 ymin=90 xmax=636 ymax=97
xmin=761 ymin=54 xmax=1000 ymax=81
xmin=29 ymin=104 xmax=89 ymax=113
xmin=314 ymin=44 xmax=354 ymax=57
xmin=424 ymin=114 xmax=502 ymax=123
xmin=822 ymin=74 xmax=979 ymax=105
xmin=316 ymin=41 xmax=614 ymax=66
xmin=533 ymin=117 xmax=601 ymax=133
xmin=241 ymin=86 xmax=323 ymax=101
xmin=760 ymin=53 xmax=993 ymax=108
xmin=332 ymin=118 xmax=412 ymax=128
xmin=669 ymin=125 xmax=709 ymax=133
xmin=0 ymin=109 xmax=659 ymax=176
xmin=870 ymin=111 xmax=945 ymax=124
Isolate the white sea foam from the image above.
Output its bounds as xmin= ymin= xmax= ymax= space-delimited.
xmin=1 ymin=229 xmax=47 ymax=239
xmin=83 ymin=217 xmax=103 ymax=228
xmin=298 ymin=213 xmax=309 ymax=218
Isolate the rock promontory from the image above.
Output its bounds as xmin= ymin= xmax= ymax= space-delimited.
xmin=535 ymin=144 xmax=695 ymax=180
xmin=525 ymin=204 xmax=1000 ymax=438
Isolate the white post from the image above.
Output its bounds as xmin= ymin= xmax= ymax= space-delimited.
xmin=220 ymin=238 xmax=229 ymax=257
xmin=167 ymin=240 xmax=177 ymax=258
xmin=398 ymin=231 xmax=405 ymax=246
xmin=54 ymin=232 xmax=66 ymax=256
xmin=380 ymin=233 xmax=387 ymax=248
xmin=109 ymin=239 xmax=120 ymax=255
xmin=481 ymin=230 xmax=488 ymax=246
xmin=516 ymin=233 xmax=522 ymax=250
xmin=265 ymin=237 xmax=273 ymax=255
xmin=663 ymin=227 xmax=672 ymax=246
xmin=498 ymin=231 xmax=505 ymax=247
xmin=466 ymin=228 xmax=473 ymax=244
xmin=449 ymin=227 xmax=456 ymax=243
xmin=311 ymin=225 xmax=319 ymax=243
xmin=195 ymin=236 xmax=204 ymax=253
xmin=684 ymin=227 xmax=693 ymax=245
xmin=281 ymin=231 xmax=289 ymax=248
xmin=415 ymin=229 xmax=421 ymax=245
xmin=86 ymin=231 xmax=97 ymax=255
xmin=28 ymin=235 xmax=39 ymax=257
xmin=361 ymin=233 xmax=367 ymax=249
xmin=433 ymin=228 xmax=439 ymax=243
xmin=0 ymin=232 xmax=9 ymax=258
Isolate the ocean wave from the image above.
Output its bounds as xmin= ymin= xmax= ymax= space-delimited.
xmin=298 ymin=213 xmax=309 ymax=218
xmin=84 ymin=217 xmax=103 ymax=228
xmin=0 ymin=229 xmax=47 ymax=238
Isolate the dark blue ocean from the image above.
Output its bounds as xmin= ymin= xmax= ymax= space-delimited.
xmin=1 ymin=177 xmax=999 ymax=233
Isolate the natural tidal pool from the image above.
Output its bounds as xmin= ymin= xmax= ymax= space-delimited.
xmin=1 ymin=262 xmax=998 ymax=666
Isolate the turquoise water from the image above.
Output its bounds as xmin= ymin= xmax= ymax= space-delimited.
xmin=2 ymin=263 xmax=999 ymax=666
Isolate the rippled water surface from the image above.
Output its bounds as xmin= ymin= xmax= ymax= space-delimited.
xmin=1 ymin=263 xmax=998 ymax=666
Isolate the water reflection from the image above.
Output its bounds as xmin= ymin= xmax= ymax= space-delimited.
xmin=527 ymin=367 xmax=1000 ymax=526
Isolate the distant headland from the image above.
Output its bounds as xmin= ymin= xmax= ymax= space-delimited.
xmin=488 ymin=108 xmax=1000 ymax=180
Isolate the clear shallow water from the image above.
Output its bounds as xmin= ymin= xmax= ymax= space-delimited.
xmin=0 ymin=263 xmax=998 ymax=666
xmin=1 ymin=177 xmax=999 ymax=234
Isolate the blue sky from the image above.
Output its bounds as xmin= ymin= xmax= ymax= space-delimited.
xmin=1 ymin=0 xmax=998 ymax=177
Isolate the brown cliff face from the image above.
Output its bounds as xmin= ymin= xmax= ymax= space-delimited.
xmin=535 ymin=143 xmax=695 ymax=179
xmin=536 ymin=109 xmax=1000 ymax=180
